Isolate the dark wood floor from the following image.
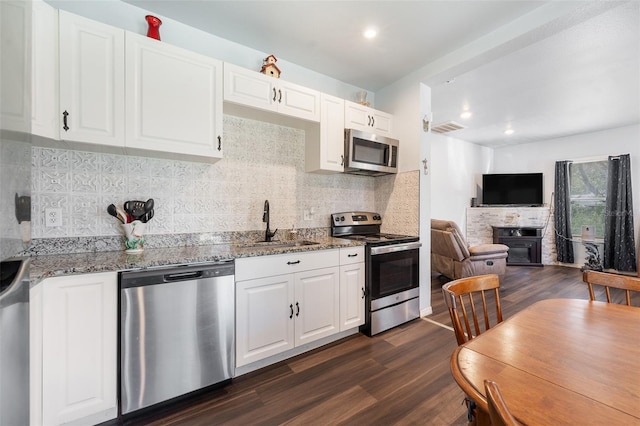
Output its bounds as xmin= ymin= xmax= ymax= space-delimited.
xmin=121 ymin=265 xmax=593 ymax=426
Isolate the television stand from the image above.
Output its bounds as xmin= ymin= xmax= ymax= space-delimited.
xmin=492 ymin=226 xmax=544 ymax=267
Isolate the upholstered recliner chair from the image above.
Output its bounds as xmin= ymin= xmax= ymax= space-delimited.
xmin=431 ymin=219 xmax=509 ymax=280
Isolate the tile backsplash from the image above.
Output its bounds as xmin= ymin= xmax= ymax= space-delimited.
xmin=31 ymin=115 xmax=382 ymax=239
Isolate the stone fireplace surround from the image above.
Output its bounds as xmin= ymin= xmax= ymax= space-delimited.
xmin=466 ymin=206 xmax=557 ymax=266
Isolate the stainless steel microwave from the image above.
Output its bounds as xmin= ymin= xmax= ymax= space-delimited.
xmin=344 ymin=129 xmax=398 ymax=176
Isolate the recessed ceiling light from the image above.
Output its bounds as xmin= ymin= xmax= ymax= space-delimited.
xmin=504 ymin=129 xmax=514 ymax=135
xmin=363 ymin=27 xmax=378 ymax=39
xmin=460 ymin=111 xmax=472 ymax=119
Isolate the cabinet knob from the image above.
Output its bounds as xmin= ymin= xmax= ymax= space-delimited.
xmin=295 ymin=302 xmax=300 ymax=317
xmin=367 ymin=115 xmax=371 ymax=126
xmin=348 ymin=253 xmax=358 ymax=258
xmin=278 ymin=89 xmax=282 ymax=103
xmin=287 ymin=260 xmax=301 ymax=265
xmin=341 ymin=155 xmax=344 ymax=166
xmin=217 ymin=135 xmax=222 ymax=151
xmin=289 ymin=303 xmax=293 ymax=319
xmin=361 ymin=287 xmax=365 ymax=299
xmin=371 ymin=116 xmax=375 ymax=127
xmin=273 ymin=87 xmax=277 ymax=102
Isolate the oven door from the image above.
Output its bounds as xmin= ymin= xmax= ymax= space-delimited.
xmin=369 ymin=242 xmax=421 ymax=302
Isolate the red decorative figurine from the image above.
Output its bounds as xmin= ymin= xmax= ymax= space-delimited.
xmin=145 ymin=15 xmax=162 ymax=40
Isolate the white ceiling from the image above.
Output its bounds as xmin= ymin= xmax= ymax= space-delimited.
xmin=123 ymin=0 xmax=640 ymax=148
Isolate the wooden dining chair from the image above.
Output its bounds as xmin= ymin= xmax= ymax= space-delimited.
xmin=442 ymin=274 xmax=503 ymax=345
xmin=484 ymin=380 xmax=522 ymax=426
xmin=582 ymin=270 xmax=640 ymax=307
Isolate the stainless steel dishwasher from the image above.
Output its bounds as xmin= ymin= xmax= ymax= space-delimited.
xmin=119 ymin=261 xmax=234 ymax=415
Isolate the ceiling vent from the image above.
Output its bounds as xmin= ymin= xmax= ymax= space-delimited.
xmin=431 ymin=121 xmax=466 ymax=134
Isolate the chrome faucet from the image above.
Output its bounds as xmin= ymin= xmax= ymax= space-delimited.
xmin=263 ymin=200 xmax=278 ymax=242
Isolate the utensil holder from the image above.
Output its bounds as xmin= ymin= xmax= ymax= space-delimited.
xmin=121 ymin=221 xmax=146 ymax=253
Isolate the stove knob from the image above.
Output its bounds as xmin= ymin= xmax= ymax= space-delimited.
xmin=340 ymin=216 xmax=345 ymax=222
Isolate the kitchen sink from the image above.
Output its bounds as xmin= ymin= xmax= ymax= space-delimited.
xmin=241 ymin=240 xmax=320 ymax=249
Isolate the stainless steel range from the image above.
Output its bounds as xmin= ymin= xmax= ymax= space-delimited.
xmin=331 ymin=212 xmax=421 ymax=336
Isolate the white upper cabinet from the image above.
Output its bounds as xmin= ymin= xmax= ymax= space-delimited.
xmin=125 ymin=32 xmax=223 ymax=160
xmin=58 ymin=10 xmax=125 ymax=147
xmin=0 ymin=0 xmax=58 ymax=137
xmin=306 ymin=93 xmax=345 ymax=173
xmin=224 ymin=62 xmax=320 ymax=122
xmin=31 ymin=0 xmax=59 ymax=139
xmin=0 ymin=1 xmax=30 ymax=133
xmin=345 ymin=100 xmax=393 ymax=136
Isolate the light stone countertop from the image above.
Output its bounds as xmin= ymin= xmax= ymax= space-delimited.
xmin=29 ymin=236 xmax=363 ymax=284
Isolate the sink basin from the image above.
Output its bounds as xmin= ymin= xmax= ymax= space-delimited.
xmin=242 ymin=240 xmax=320 ymax=250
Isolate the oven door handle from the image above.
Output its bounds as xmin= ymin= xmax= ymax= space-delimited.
xmin=370 ymin=241 xmax=422 ymax=255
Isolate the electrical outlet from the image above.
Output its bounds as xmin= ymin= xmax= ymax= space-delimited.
xmin=45 ymin=208 xmax=62 ymax=227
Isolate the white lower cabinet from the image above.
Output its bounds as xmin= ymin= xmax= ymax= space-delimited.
xmin=339 ymin=246 xmax=365 ymax=330
xmin=235 ymin=250 xmax=340 ymax=367
xmin=30 ymin=272 xmax=118 ymax=426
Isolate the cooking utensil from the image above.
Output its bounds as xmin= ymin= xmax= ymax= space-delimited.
xmin=107 ymin=204 xmax=124 ymax=224
xmin=139 ymin=209 xmax=154 ymax=223
xmin=115 ymin=206 xmax=129 ymax=224
xmin=124 ymin=198 xmax=154 ymax=221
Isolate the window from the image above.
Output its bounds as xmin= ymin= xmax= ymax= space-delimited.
xmin=569 ymin=160 xmax=607 ymax=239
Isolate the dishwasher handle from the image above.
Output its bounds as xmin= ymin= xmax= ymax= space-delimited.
xmin=164 ymin=271 xmax=203 ymax=282
xmin=120 ymin=261 xmax=235 ymax=289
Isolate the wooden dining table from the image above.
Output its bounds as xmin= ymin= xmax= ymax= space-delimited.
xmin=450 ymin=298 xmax=640 ymax=425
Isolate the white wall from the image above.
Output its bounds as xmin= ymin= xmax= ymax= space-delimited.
xmin=430 ymin=134 xmax=493 ymax=230
xmin=377 ymin=80 xmax=432 ymax=315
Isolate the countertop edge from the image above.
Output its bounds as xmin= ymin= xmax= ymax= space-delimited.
xmin=29 ymin=238 xmax=365 ymax=286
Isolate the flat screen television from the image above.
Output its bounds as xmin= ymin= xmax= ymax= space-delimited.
xmin=482 ymin=173 xmax=543 ymax=206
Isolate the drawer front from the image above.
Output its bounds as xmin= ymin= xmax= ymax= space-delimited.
xmin=236 ymin=249 xmax=339 ymax=281
xmin=339 ymin=246 xmax=365 ymax=265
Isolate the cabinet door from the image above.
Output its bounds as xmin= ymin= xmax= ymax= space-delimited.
xmin=340 ymin=262 xmax=365 ymax=331
xmin=344 ymin=101 xmax=372 ymax=131
xmin=31 ymin=0 xmax=59 ymax=139
xmin=345 ymin=100 xmax=393 ymax=136
xmin=370 ymin=109 xmax=393 ymax=136
xmin=125 ymin=32 xmax=223 ymax=159
xmin=223 ymin=62 xmax=276 ymax=112
xmin=41 ymin=272 xmax=117 ymax=425
xmin=59 ymin=11 xmax=124 ymax=147
xmin=294 ymin=267 xmax=340 ymax=346
xmin=0 ymin=1 xmax=30 ymax=133
xmin=236 ymin=274 xmax=295 ymax=367
xmin=307 ymin=93 xmax=344 ymax=172
xmin=277 ymin=80 xmax=320 ymax=122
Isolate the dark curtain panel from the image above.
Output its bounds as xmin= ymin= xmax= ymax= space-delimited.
xmin=554 ymin=161 xmax=574 ymax=263
xmin=604 ymin=154 xmax=637 ymax=271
